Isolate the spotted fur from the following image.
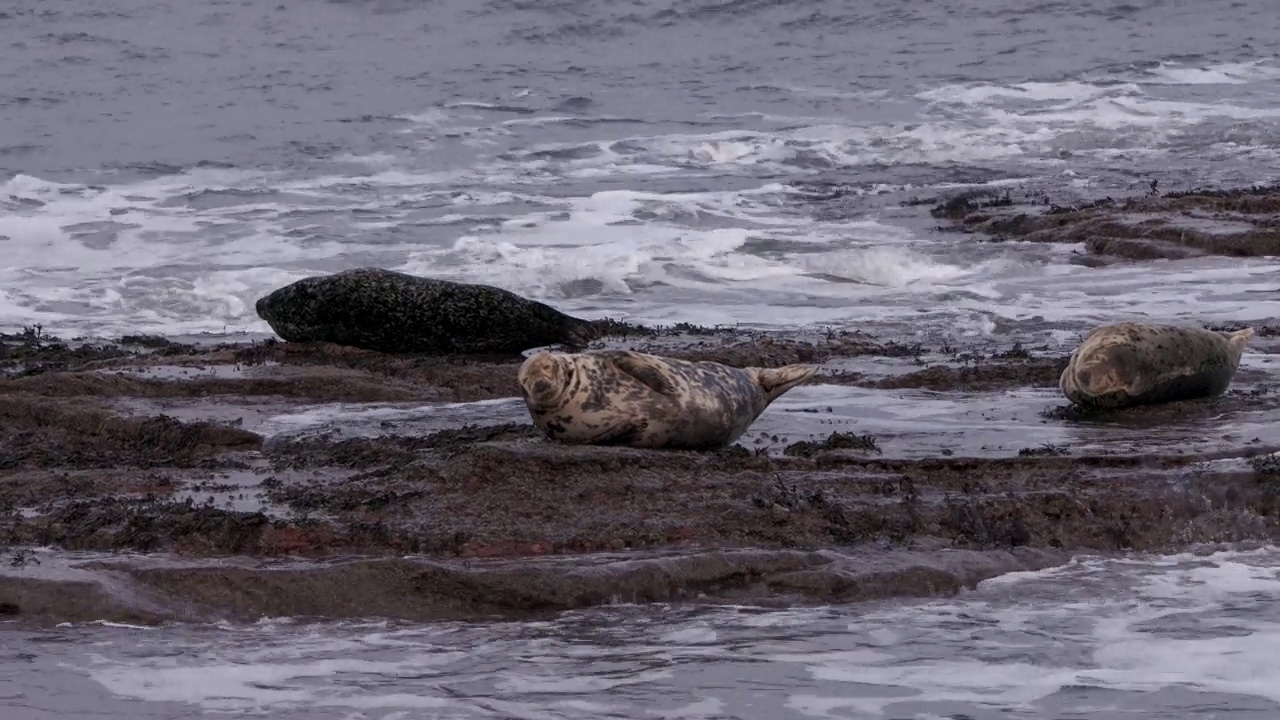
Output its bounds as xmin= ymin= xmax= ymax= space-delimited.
xmin=255 ymin=267 xmax=600 ymax=355
xmin=1060 ymin=322 xmax=1254 ymax=410
xmin=517 ymin=349 xmax=815 ymax=450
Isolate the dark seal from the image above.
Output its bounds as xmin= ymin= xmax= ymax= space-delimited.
xmin=518 ymin=349 xmax=815 ymax=450
xmin=1060 ymin=322 xmax=1254 ymax=410
xmin=255 ymin=268 xmax=602 ymax=355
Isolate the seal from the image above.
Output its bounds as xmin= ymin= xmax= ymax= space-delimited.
xmin=255 ymin=267 xmax=605 ymax=355
xmin=517 ymin=349 xmax=815 ymax=450
xmin=1060 ymin=322 xmax=1254 ymax=410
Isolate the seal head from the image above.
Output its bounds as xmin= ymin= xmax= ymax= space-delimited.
xmin=519 ymin=351 xmax=576 ymax=410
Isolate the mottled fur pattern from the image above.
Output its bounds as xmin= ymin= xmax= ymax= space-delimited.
xmin=1060 ymin=322 xmax=1254 ymax=410
xmin=518 ymin=349 xmax=815 ymax=450
xmin=255 ymin=267 xmax=600 ymax=355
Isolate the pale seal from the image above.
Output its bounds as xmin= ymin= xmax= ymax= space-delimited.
xmin=1060 ymin=322 xmax=1254 ymax=410
xmin=517 ymin=349 xmax=815 ymax=450
xmin=255 ymin=268 xmax=605 ymax=355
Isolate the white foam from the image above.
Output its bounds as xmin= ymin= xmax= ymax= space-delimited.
xmin=391 ymin=187 xmax=1009 ymax=317
xmin=6 ymin=155 xmax=1277 ymax=342
xmin=923 ymin=78 xmax=1280 ymax=134
xmin=1141 ymin=59 xmax=1280 ymax=86
xmin=657 ymin=625 xmax=718 ymax=644
xmin=47 ymin=548 xmax=1280 ymax=717
xmin=786 ymin=548 xmax=1280 ymax=715
xmin=495 ymin=667 xmax=676 ymax=695
xmin=917 ymin=79 xmax=1127 ymax=106
xmin=4 ymin=59 xmax=1280 ymax=341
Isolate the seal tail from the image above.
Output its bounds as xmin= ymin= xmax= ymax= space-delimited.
xmin=753 ymin=364 xmax=816 ymax=404
xmin=1223 ymin=327 xmax=1255 ymax=363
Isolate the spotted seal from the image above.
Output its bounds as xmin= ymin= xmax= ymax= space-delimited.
xmin=518 ymin=349 xmax=815 ymax=449
xmin=255 ymin=267 xmax=604 ymax=355
xmin=1060 ymin=322 xmax=1254 ymax=410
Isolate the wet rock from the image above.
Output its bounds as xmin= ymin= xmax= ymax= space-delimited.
xmin=928 ymin=189 xmax=1015 ymax=221
xmin=0 ymin=395 xmax=262 ymax=469
xmin=1207 ymin=323 xmax=1280 ymax=338
xmin=2 ymin=326 xmax=1280 ymax=626
xmin=0 ymin=547 xmax=1073 ymax=626
xmin=660 ymin=337 xmax=835 ymax=368
xmin=1017 ymin=443 xmax=1069 ymax=457
xmin=819 ymin=356 xmax=1070 ymax=392
xmin=617 ymin=328 xmax=919 ymax=368
xmin=23 ymin=498 xmax=271 ymax=554
xmin=1041 ymin=387 xmax=1278 ymax=423
xmin=254 ymin=267 xmax=620 ymax=355
xmin=1083 ymin=235 xmax=1208 ymax=261
xmin=879 ymin=359 xmax=1068 ymax=391
xmin=1251 ymin=453 xmax=1280 ymax=480
xmin=931 ymin=183 xmax=1280 ymax=259
xmin=782 ymin=431 xmax=882 ymax=457
xmin=5 ymin=365 xmax=440 ymax=403
xmin=265 ymin=423 xmax=540 ymax=470
xmin=0 ymin=326 xmax=131 ymax=377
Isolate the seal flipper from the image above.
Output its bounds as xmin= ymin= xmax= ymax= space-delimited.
xmin=1223 ymin=327 xmax=1255 ymax=364
xmin=752 ymin=364 xmax=816 ymax=404
xmin=605 ymin=352 xmax=679 ymax=396
xmin=587 ymin=419 xmax=648 ymax=446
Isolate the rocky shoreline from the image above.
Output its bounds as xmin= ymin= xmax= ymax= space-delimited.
xmin=3 ymin=183 xmax=1280 ymax=628
xmin=927 ymin=182 xmax=1280 ymax=263
xmin=2 ymin=320 xmax=1279 ymax=627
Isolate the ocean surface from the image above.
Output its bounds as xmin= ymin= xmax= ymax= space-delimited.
xmin=3 ymin=0 xmax=1280 ymax=342
xmin=4 ymin=0 xmax=1280 ymax=717
xmin=6 ymin=548 xmax=1280 ymax=719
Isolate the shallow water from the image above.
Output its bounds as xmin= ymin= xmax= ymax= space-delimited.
xmin=4 ymin=547 xmax=1280 ymax=719
xmin=103 ymin=347 xmax=1280 ymax=461
xmin=5 ymin=0 xmax=1280 ymax=716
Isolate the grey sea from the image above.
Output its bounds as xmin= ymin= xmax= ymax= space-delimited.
xmin=3 ymin=0 xmax=1280 ymax=717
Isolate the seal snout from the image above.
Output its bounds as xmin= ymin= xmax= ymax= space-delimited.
xmin=532 ymin=379 xmax=552 ymax=396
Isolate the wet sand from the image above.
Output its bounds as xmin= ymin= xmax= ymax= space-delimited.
xmin=3 ymin=313 xmax=1280 ymax=628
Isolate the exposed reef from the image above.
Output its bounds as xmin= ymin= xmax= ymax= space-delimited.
xmin=927 ymin=182 xmax=1280 ymax=261
xmin=2 ymin=323 xmax=1279 ymax=626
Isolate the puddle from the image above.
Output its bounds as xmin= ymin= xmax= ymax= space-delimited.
xmin=110 ymin=396 xmax=299 ymax=433
xmin=170 ymin=469 xmax=292 ymax=516
xmin=753 ymin=380 xmax=1280 ymax=459
xmin=753 ymin=384 xmax=1071 ymax=458
xmin=258 ymin=397 xmax=530 ymax=439
xmin=10 ymin=468 xmax=349 ymax=523
xmin=94 ymin=362 xmax=281 ymax=381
